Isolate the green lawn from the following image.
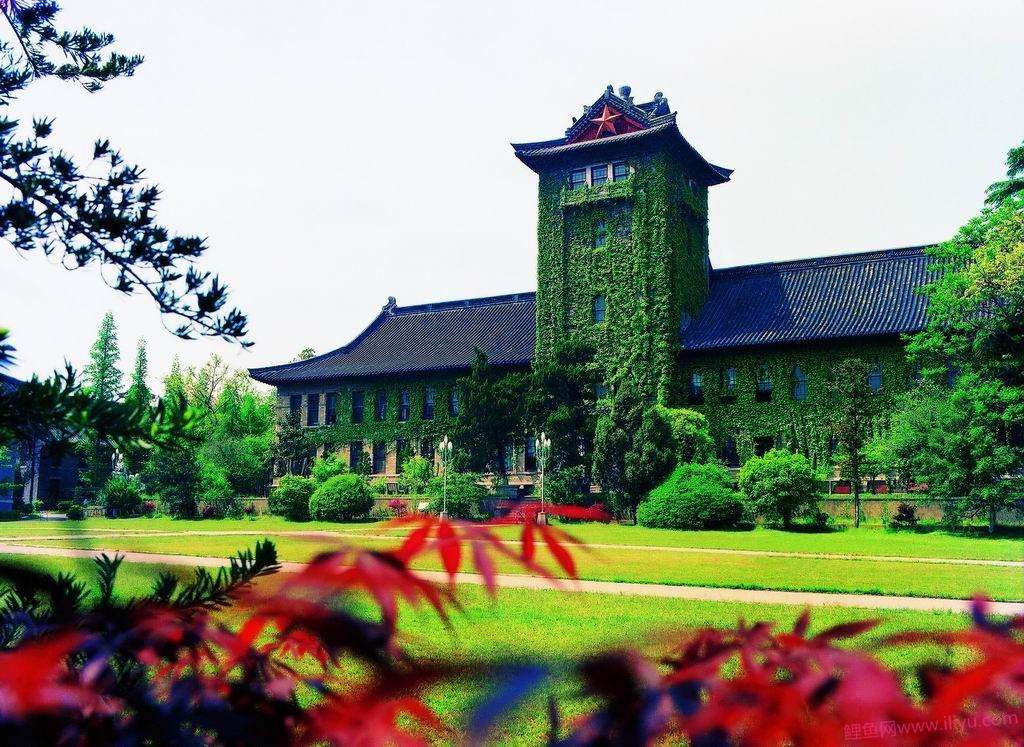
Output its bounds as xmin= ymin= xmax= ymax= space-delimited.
xmin=9 ymin=525 xmax=1024 ymax=601
xmin=4 ymin=517 xmax=1021 ymax=561
xmin=0 ymin=552 xmax=980 ymax=744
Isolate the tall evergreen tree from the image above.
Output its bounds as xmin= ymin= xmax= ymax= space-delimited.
xmin=124 ymin=338 xmax=151 ymax=411
xmin=830 ymin=358 xmax=878 ymax=527
xmin=83 ymin=312 xmax=122 ymax=401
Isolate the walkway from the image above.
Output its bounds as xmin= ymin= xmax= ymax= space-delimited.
xmin=2 ymin=529 xmax=1021 ymax=568
xmin=2 ymin=541 xmax=1021 ymax=615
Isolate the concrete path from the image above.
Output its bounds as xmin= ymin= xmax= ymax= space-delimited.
xmin=2 ymin=542 xmax=1021 ymax=615
xmin=3 ymin=529 xmax=1021 ymax=568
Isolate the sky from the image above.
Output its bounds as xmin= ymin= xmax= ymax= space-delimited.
xmin=2 ymin=0 xmax=1022 ymax=387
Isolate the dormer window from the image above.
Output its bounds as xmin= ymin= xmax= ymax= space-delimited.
xmin=569 ymin=169 xmax=587 ymax=190
xmin=612 ymin=162 xmax=629 ymax=181
xmin=591 ymin=164 xmax=608 ymax=186
xmin=594 ymin=219 xmax=607 ymax=248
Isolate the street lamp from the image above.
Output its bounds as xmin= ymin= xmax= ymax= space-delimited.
xmin=438 ymin=435 xmax=453 ymax=519
xmin=536 ymin=431 xmax=551 ymax=524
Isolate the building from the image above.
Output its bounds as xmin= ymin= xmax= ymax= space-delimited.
xmin=249 ymin=85 xmax=932 ymax=481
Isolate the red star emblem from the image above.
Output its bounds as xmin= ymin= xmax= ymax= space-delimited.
xmin=590 ymin=104 xmax=622 ymax=136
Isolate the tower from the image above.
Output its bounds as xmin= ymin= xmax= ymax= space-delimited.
xmin=513 ymin=85 xmax=731 ymax=402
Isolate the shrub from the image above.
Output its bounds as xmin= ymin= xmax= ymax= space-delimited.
xmin=370 ymin=477 xmax=388 ymax=494
xmin=427 ymin=472 xmax=488 ymax=520
xmin=56 ymin=500 xmax=74 ymax=514
xmin=543 ymin=465 xmax=590 ymax=506
xmin=101 ymin=473 xmax=144 ymax=517
xmin=309 ymin=474 xmax=373 ymax=522
xmin=0 ymin=510 xmax=21 ymax=522
xmin=141 ymin=500 xmax=157 ymax=516
xmin=398 ymin=456 xmax=433 ymax=494
xmin=637 ymin=463 xmax=744 ymax=529
xmin=311 ymin=455 xmax=348 ymax=485
xmin=739 ymin=449 xmax=819 ymax=528
xmin=387 ymin=498 xmax=408 ymax=517
xmin=200 ymin=464 xmax=242 ymax=518
xmin=268 ymin=475 xmax=314 ymax=521
xmin=890 ymin=502 xmax=919 ymax=530
xmin=65 ymin=505 xmax=85 ymax=520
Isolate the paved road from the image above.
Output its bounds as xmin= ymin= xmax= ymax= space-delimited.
xmin=2 ymin=528 xmax=1021 ymax=568
xmin=2 ymin=541 xmax=1021 ymax=615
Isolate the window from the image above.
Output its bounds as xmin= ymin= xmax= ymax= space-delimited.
xmin=592 ymin=294 xmax=607 ymax=323
xmin=448 ymin=389 xmax=459 ymax=417
xmin=351 ymin=390 xmax=365 ymax=423
xmin=590 ymin=164 xmax=608 ymax=186
xmin=372 ymin=442 xmax=387 ymax=474
xmin=399 ymin=390 xmax=411 ymax=421
xmin=596 ymin=383 xmax=610 ymax=398
xmin=689 ymin=371 xmax=704 ymax=404
xmin=568 ymin=168 xmax=587 ymax=190
xmin=325 ymin=392 xmax=337 ymax=424
xmin=612 ymin=162 xmax=629 ymax=181
xmin=349 ymin=441 xmax=363 ymax=471
xmin=755 ymin=367 xmax=773 ymax=402
xmin=396 ymin=439 xmax=409 ymax=472
xmin=868 ymin=364 xmax=883 ymax=392
xmin=289 ymin=394 xmax=302 ymax=416
xmin=422 ymin=387 xmax=435 ymax=420
xmin=306 ymin=393 xmax=320 ymax=426
xmin=503 ymin=444 xmax=515 ymax=473
xmin=594 ymin=219 xmax=608 ymax=248
xmin=525 ymin=438 xmax=538 ymax=472
xmin=722 ymin=436 xmax=739 ymax=468
xmin=375 ymin=390 xmax=387 ymax=421
xmin=754 ymin=436 xmax=775 ymax=457
xmin=792 ymin=366 xmax=808 ymax=401
xmin=419 ymin=439 xmax=434 ymax=464
xmin=721 ymin=367 xmax=738 ymax=400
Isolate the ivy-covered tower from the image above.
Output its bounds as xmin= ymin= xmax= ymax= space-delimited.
xmin=513 ymin=85 xmax=731 ymax=402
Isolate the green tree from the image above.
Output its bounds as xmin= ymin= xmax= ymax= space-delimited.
xmin=453 ymin=350 xmax=528 ymax=477
xmin=83 ymin=312 xmax=122 ymax=401
xmin=739 ymin=448 xmax=819 ymax=529
xmin=398 ymin=455 xmax=433 ymax=494
xmin=199 ymin=371 xmax=275 ymax=497
xmin=592 ymin=384 xmax=676 ymax=518
xmin=985 ymin=141 xmax=1024 ymax=206
xmin=637 ymin=462 xmax=744 ymax=530
xmin=142 ymin=359 xmax=202 ymax=518
xmin=120 ymin=338 xmax=153 ymax=474
xmin=658 ymin=406 xmax=715 ymax=464
xmin=829 ymin=358 xmax=878 ymax=527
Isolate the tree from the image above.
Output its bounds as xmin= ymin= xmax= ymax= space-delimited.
xmin=637 ymin=462 xmax=744 ymax=529
xmin=452 ymin=350 xmax=528 ymax=477
xmin=0 ymin=2 xmax=245 ymax=466
xmin=83 ymin=312 xmax=122 ymax=401
xmin=295 ymin=347 xmax=316 ymax=361
xmin=738 ymin=449 xmax=819 ymax=529
xmin=658 ymin=406 xmax=715 ymax=464
xmin=986 ymin=141 xmax=1024 ymax=206
xmin=398 ymin=455 xmax=433 ymax=494
xmin=142 ymin=359 xmax=201 ymax=517
xmin=200 ymin=370 xmax=275 ymax=497
xmin=829 ymin=358 xmax=878 ymax=527
xmin=120 ymin=338 xmax=152 ymax=474
xmin=592 ymin=384 xmax=676 ymax=518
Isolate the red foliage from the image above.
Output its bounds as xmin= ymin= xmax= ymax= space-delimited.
xmin=0 ymin=512 xmax=1023 ymax=745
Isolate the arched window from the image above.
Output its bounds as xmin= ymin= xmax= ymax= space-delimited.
xmin=792 ymin=366 xmax=808 ymax=401
xmin=868 ymin=364 xmax=883 ymax=392
xmin=592 ymin=294 xmax=607 ymax=323
xmin=755 ymin=366 xmax=773 ymax=402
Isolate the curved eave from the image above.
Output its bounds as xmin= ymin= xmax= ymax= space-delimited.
xmin=513 ymin=123 xmax=731 ymax=186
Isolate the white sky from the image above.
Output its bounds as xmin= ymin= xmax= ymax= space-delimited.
xmin=2 ymin=1 xmax=1022 ymax=386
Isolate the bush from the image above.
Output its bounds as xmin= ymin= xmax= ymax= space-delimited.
xmin=141 ymin=500 xmax=157 ymax=516
xmin=543 ymin=465 xmax=590 ymax=506
xmin=637 ymin=463 xmax=744 ymax=529
xmin=398 ymin=456 xmax=433 ymax=494
xmin=56 ymin=500 xmax=74 ymax=514
xmin=200 ymin=464 xmax=243 ymax=518
xmin=0 ymin=510 xmax=21 ymax=522
xmin=268 ymin=475 xmax=314 ymax=521
xmin=370 ymin=477 xmax=388 ymax=494
xmin=65 ymin=505 xmax=85 ymax=520
xmin=739 ymin=449 xmax=819 ymax=528
xmin=890 ymin=502 xmax=919 ymax=530
xmin=309 ymin=474 xmax=373 ymax=522
xmin=101 ymin=473 xmax=144 ymax=517
xmin=387 ymin=498 xmax=408 ymax=517
xmin=311 ymin=455 xmax=348 ymax=485
xmin=426 ymin=472 xmax=488 ymax=520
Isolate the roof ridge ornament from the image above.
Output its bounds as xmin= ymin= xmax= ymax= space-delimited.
xmin=383 ymin=296 xmax=397 ymax=314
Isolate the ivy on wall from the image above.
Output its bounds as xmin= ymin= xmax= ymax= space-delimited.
xmin=679 ymin=339 xmax=912 ymax=467
xmin=534 ymin=149 xmax=709 ymax=402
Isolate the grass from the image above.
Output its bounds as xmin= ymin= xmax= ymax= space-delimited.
xmin=0 ymin=552 xmax=980 ymax=744
xmin=10 ymin=525 xmax=1024 ymax=601
xmin=4 ymin=516 xmax=1021 ymax=561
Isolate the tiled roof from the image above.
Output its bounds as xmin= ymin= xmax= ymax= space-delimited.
xmin=0 ymin=372 xmax=21 ymax=395
xmin=249 ymin=294 xmax=536 ymax=385
xmin=681 ymin=246 xmax=935 ymax=351
xmin=249 ymin=247 xmax=935 ymax=385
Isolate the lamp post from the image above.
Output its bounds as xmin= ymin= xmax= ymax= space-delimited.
xmin=536 ymin=431 xmax=551 ymax=524
xmin=438 ymin=435 xmax=453 ymax=519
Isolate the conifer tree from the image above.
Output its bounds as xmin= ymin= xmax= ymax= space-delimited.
xmin=124 ymin=338 xmax=151 ymax=411
xmin=83 ymin=312 xmax=122 ymax=402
